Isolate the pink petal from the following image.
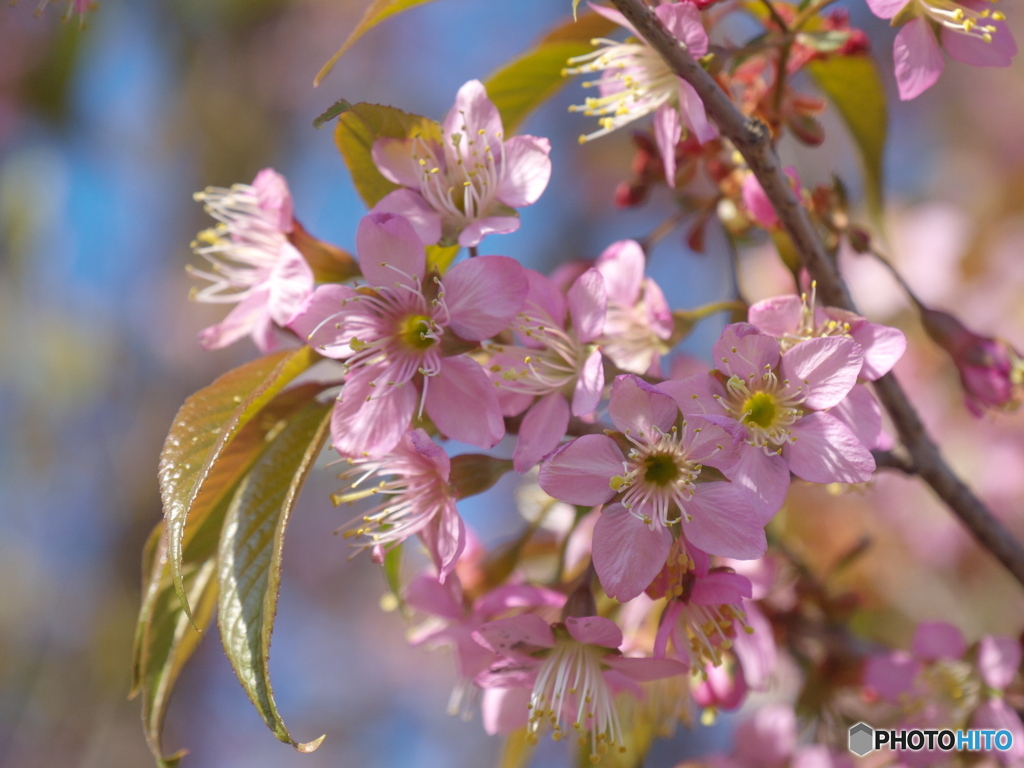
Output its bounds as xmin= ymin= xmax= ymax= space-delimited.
xmin=912 ymin=621 xmax=967 ymax=660
xmin=829 ymin=384 xmax=883 ymax=450
xmin=978 ymin=635 xmax=1022 ymax=690
xmin=198 ymin=290 xmax=269 ymax=351
xmin=409 ymin=428 xmax=452 ymax=481
xmin=658 ymin=374 xmax=728 ymax=418
xmin=742 ymin=173 xmax=778 ymax=229
xmin=604 ymin=655 xmax=688 ymax=682
xmin=732 ymin=603 xmax=777 ymax=690
xmin=572 ymin=347 xmax=605 ymax=416
xmin=943 ymin=18 xmax=1017 ymax=67
xmin=970 ymin=699 xmax=1024 ymax=761
xmin=785 ymin=411 xmax=875 ymax=484
xmin=734 ymin=704 xmax=797 ymax=768
xmin=370 ymin=136 xmax=422 ymax=187
xmin=587 ymin=2 xmax=637 ymax=35
xmin=474 ymin=584 xmax=567 ymax=618
xmin=473 ymin=614 xmax=555 ymax=656
xmin=565 ymin=616 xmax=623 ymax=648
xmin=693 ymin=661 xmax=747 ymax=710
xmin=678 ymin=79 xmax=716 ymax=144
xmin=716 ymin=443 xmax=790 ymax=525
xmin=655 ymin=1 xmax=709 ymax=57
xmin=682 ymin=483 xmax=767 ymax=560
xmin=252 ymin=168 xmax=293 ymax=232
xmin=852 ymin=322 xmax=907 ymax=380
xmin=287 ymin=283 xmax=360 ymax=358
xmin=422 ymin=501 xmax=465 ymax=582
xmin=267 ymin=242 xmax=315 ymax=326
xmin=780 ymin=336 xmax=863 ymax=410
xmin=894 ymin=19 xmax=944 ymax=101
xmin=497 ymin=135 xmax=552 ymax=208
xmin=594 ymin=239 xmax=645 ymax=305
xmin=443 ymin=79 xmax=503 ymax=151
xmin=482 ymin=687 xmax=531 ymax=735
xmin=457 ymin=216 xmax=521 ymax=248
xmin=592 ymin=503 xmax=674 ymax=602
xmin=608 ymin=374 xmax=678 ymax=435
xmin=444 ymin=255 xmax=528 ymax=341
xmin=644 ymin=278 xmax=673 ymax=339
xmin=370 ymin=188 xmax=443 ymax=246
xmin=356 ymin=212 xmax=426 ymax=287
xmin=513 ymin=391 xmax=571 ymax=473
xmin=748 ymin=295 xmax=803 ymax=337
xmin=331 ymin=370 xmax=417 ymax=457
xmin=426 ymin=356 xmax=505 ymax=449
xmin=249 ymin=309 xmax=286 ymax=354
xmin=713 ymin=323 xmax=781 ymax=380
xmin=689 ymin=571 xmax=753 ymax=606
xmin=538 ymin=434 xmax=623 ymax=506
xmin=865 ymin=0 xmax=907 ymax=18
xmin=864 ymin=651 xmax=921 ymax=703
xmin=568 ymin=268 xmax=607 ymax=343
xmin=404 ymin=572 xmax=462 ymax=620
xmin=523 ymin=269 xmax=567 ymax=326
xmin=654 ymin=103 xmax=682 ymax=187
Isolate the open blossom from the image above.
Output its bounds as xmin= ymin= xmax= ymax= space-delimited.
xmin=190 ymin=168 xmax=314 ymax=353
xmin=539 ymin=375 xmax=765 ymax=601
xmin=866 ymin=0 xmax=1016 ymax=100
xmin=594 ymin=240 xmax=673 ymax=376
xmin=486 ymin=267 xmax=607 ymax=472
xmin=474 ymin=614 xmax=687 ymax=760
xmin=564 ymin=2 xmax=716 ymax=185
xmin=371 ymin=80 xmax=552 ymax=248
xmin=661 ymin=323 xmax=875 ymax=520
xmin=289 ymin=212 xmax=527 ymax=457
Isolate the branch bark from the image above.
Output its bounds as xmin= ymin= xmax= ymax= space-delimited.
xmin=608 ymin=0 xmax=1024 ymax=588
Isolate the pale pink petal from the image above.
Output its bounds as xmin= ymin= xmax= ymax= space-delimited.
xmin=371 ymin=137 xmax=422 ymax=187
xmin=734 ymin=704 xmax=797 ymax=768
xmin=426 ymin=356 xmax=505 ymax=448
xmin=356 ymin=212 xmax=427 ymax=286
xmin=693 ymin=662 xmax=747 ymax=710
xmin=198 ymin=290 xmax=268 ymax=351
xmin=592 ymin=502 xmax=674 ymax=602
xmin=658 ymin=374 xmax=728 ymax=417
xmin=538 ymin=434 xmax=623 ymax=506
xmin=474 ymin=584 xmax=567 ymax=618
xmin=473 ymin=614 xmax=555 ymax=656
xmin=331 ymin=371 xmax=417 ymax=457
xmin=370 ymin=188 xmax=443 ymax=246
xmin=830 ymin=384 xmax=883 ymax=450
xmin=864 ymin=651 xmax=920 ymax=703
xmin=852 ymin=322 xmax=908 ymax=380
xmin=252 ymin=168 xmax=293 ymax=232
xmin=716 ymin=444 xmax=789 ymax=525
xmin=409 ymin=428 xmax=452 ymax=480
xmin=748 ymin=295 xmax=803 ymax=337
xmin=644 ymin=278 xmax=673 ymax=340
xmin=742 ymin=174 xmax=778 ymax=229
xmin=458 ymin=216 xmax=521 ymax=248
xmin=523 ymin=269 xmax=567 ymax=326
xmin=443 ymin=79 xmax=504 ymax=148
xmin=594 ymin=239 xmax=645 ymax=304
xmin=791 ymin=746 xmax=839 ymax=768
xmin=780 ymin=336 xmax=863 ymax=410
xmin=654 ymin=103 xmax=682 ymax=187
xmin=564 ymin=509 xmax=598 ymax=576
xmin=713 ymin=323 xmax=781 ymax=380
xmin=497 ymin=135 xmax=552 ymax=207
xmin=267 ymin=242 xmax=315 ymax=326
xmin=894 ymin=19 xmax=945 ymax=101
xmin=287 ymin=283 xmax=360 ymax=358
xmin=912 ymin=621 xmax=967 ymax=660
xmin=608 ymin=374 xmax=678 ymax=435
xmin=444 ymin=256 xmax=527 ymax=340
xmin=978 ymin=636 xmax=1022 ymax=690
xmin=250 ymin=310 xmax=287 ymax=354
xmin=404 ymin=572 xmax=462 ymax=620
xmin=971 ymin=699 xmax=1024 ymax=762
xmin=568 ymin=268 xmax=607 ymax=343
xmin=943 ymin=18 xmax=1017 ymax=67
xmin=655 ymin=1 xmax=709 ymax=57
xmin=422 ymin=501 xmax=465 ymax=582
xmin=678 ymin=79 xmax=717 ymax=144
xmin=682 ymin=483 xmax=766 ymax=560
xmin=685 ymin=418 xmax=743 ymax=464
xmin=785 ymin=412 xmax=875 ymax=484
xmin=565 ymin=616 xmax=623 ymax=648
xmin=513 ymin=392 xmax=571 ymax=473
xmin=588 ymin=2 xmax=637 ymax=35
xmin=732 ymin=604 xmax=777 ymax=690
xmin=865 ymin=0 xmax=907 ymax=18
xmin=572 ymin=347 xmax=605 ymax=416
xmin=689 ymin=571 xmax=753 ymax=606
xmin=482 ymin=687 xmax=531 ymax=735
xmin=604 ymin=655 xmax=688 ymax=682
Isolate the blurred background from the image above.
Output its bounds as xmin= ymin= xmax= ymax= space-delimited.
xmin=1 ymin=0 xmax=1023 ymax=766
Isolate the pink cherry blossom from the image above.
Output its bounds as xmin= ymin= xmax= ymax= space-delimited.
xmin=539 ymin=375 xmax=765 ymax=601
xmin=289 ymin=212 xmax=527 ymax=456
xmin=487 ymin=267 xmax=608 ymax=472
xmin=474 ymin=613 xmax=687 ymax=759
xmin=565 ymin=2 xmax=716 ymax=184
xmin=594 ymin=240 xmax=673 ymax=375
xmin=741 ymin=168 xmax=801 ymax=230
xmin=190 ymin=168 xmax=314 ymax=353
xmin=371 ymin=80 xmax=552 ymax=248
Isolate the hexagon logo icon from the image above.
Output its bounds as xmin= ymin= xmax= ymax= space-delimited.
xmin=849 ymin=722 xmax=874 ymax=757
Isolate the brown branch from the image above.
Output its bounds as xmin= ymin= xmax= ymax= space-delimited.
xmin=608 ymin=0 xmax=1024 ymax=588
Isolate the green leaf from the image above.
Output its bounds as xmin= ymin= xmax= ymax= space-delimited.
xmin=382 ymin=544 xmax=405 ymax=612
xmin=159 ymin=348 xmax=319 ymax=622
xmin=334 ymin=103 xmax=441 ymax=208
xmin=312 ymin=98 xmax=353 ymax=130
xmin=425 ymin=243 xmax=460 ymax=274
xmin=497 ymin=728 xmax=535 ymax=768
xmin=315 ymin=0 xmax=440 ymax=86
xmin=485 ymin=12 xmax=617 ymax=133
xmin=217 ymin=401 xmax=332 ymax=751
xmin=806 ymin=55 xmax=887 ymax=218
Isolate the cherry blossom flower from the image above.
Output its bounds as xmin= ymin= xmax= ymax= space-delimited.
xmin=486 ymin=267 xmax=607 ymax=472
xmin=371 ymin=80 xmax=552 ymax=248
xmin=661 ymin=323 xmax=875 ymax=520
xmin=539 ymin=375 xmax=764 ymax=601
xmin=865 ymin=0 xmax=1016 ymax=100
xmin=565 ymin=2 xmax=716 ymax=185
xmin=289 ymin=212 xmax=527 ymax=457
xmin=190 ymin=168 xmax=314 ymax=352
xmin=474 ymin=614 xmax=687 ymax=760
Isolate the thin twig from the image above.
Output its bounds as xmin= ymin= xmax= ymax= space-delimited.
xmin=608 ymin=0 xmax=1024 ymax=588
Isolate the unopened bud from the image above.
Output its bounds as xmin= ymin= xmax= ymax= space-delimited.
xmin=615 ymin=181 xmax=649 ymax=208
xmin=846 ymin=225 xmax=872 ymax=254
xmin=561 ymin=582 xmax=598 ymax=619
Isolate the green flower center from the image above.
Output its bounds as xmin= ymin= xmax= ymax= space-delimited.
xmin=643 ymin=452 xmax=680 ymax=486
xmin=743 ymin=392 xmax=778 ymax=429
xmin=398 ymin=314 xmax=436 ymax=351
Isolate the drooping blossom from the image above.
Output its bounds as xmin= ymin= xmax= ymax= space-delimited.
xmin=564 ymin=2 xmax=716 ymax=185
xmin=593 ymin=240 xmax=673 ymax=376
xmin=486 ymin=267 xmax=607 ymax=472
xmin=474 ymin=613 xmax=687 ymax=760
xmin=865 ymin=0 xmax=1016 ymax=100
xmin=539 ymin=375 xmax=765 ymax=601
xmin=190 ymin=168 xmax=314 ymax=352
xmin=289 ymin=212 xmax=527 ymax=457
xmin=333 ymin=429 xmax=465 ymax=580
xmin=371 ymin=80 xmax=552 ymax=248
xmin=661 ymin=323 xmax=875 ymax=521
